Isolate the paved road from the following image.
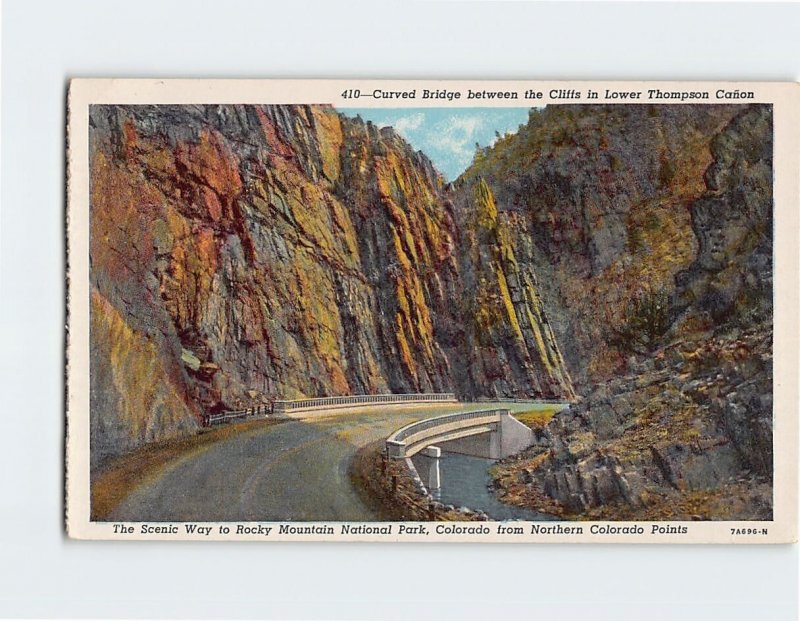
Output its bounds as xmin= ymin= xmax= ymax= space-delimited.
xmin=110 ymin=402 xmax=551 ymax=522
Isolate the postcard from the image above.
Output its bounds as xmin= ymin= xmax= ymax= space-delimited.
xmin=67 ymin=79 xmax=798 ymax=542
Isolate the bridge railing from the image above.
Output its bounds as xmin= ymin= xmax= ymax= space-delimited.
xmin=203 ymin=404 xmax=272 ymax=427
xmin=272 ymin=393 xmax=456 ymax=414
xmin=385 ymin=408 xmax=509 ymax=458
xmin=203 ymin=393 xmax=458 ymax=426
xmin=472 ymin=397 xmax=573 ymax=405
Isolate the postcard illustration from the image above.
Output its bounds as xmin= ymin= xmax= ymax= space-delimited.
xmin=67 ymin=80 xmax=798 ymax=542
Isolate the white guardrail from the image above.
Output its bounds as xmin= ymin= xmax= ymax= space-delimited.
xmin=202 ymin=405 xmax=272 ymax=426
xmin=473 ymin=397 xmax=572 ymax=405
xmin=203 ymin=394 xmax=568 ymax=426
xmin=385 ymin=408 xmax=509 ymax=459
xmin=203 ymin=393 xmax=458 ymax=426
xmin=272 ymin=393 xmax=457 ymax=414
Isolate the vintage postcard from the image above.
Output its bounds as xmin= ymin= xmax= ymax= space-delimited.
xmin=67 ymin=79 xmax=798 ymax=542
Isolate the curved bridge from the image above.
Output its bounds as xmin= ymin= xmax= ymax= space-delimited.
xmin=385 ymin=408 xmax=534 ymax=460
xmin=204 ymin=393 xmax=458 ymax=426
xmin=273 ymin=392 xmax=456 ymax=415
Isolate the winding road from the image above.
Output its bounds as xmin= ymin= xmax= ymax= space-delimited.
xmin=110 ymin=402 xmax=549 ymax=522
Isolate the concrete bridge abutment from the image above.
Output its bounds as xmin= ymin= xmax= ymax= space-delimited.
xmin=416 ymin=445 xmax=441 ymax=491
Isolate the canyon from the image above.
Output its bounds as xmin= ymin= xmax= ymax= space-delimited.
xmin=88 ymin=102 xmax=773 ymax=520
xmin=89 ymin=103 xmax=572 ymax=466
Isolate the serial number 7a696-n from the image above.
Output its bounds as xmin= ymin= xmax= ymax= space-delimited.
xmin=731 ymin=527 xmax=769 ymax=536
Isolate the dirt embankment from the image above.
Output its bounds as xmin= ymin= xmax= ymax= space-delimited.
xmin=349 ymin=441 xmax=483 ymax=522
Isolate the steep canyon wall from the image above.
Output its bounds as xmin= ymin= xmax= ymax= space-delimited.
xmin=88 ymin=104 xmax=573 ymax=463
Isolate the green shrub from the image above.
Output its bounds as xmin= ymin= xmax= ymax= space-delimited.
xmin=609 ymin=286 xmax=672 ymax=354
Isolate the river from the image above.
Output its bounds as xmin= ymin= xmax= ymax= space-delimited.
xmin=412 ymin=451 xmax=555 ymax=521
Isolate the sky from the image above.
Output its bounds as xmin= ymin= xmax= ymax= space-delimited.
xmin=339 ymin=108 xmax=530 ymax=181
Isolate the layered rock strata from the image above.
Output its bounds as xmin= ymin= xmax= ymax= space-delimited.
xmin=88 ymin=104 xmax=573 ymax=463
xmin=490 ymin=105 xmax=773 ymax=520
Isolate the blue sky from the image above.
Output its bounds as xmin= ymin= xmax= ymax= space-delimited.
xmin=340 ymin=108 xmax=530 ymax=181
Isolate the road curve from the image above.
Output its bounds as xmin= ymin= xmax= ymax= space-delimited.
xmin=110 ymin=402 xmax=549 ymax=522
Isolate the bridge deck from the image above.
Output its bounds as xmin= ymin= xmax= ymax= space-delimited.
xmin=386 ymin=408 xmax=510 ymax=459
xmin=402 ymin=424 xmax=495 ymax=457
xmin=273 ymin=393 xmax=457 ymax=414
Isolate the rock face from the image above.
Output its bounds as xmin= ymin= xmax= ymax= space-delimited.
xmin=491 ymin=105 xmax=774 ymax=520
xmin=460 ymin=104 xmax=748 ymax=386
xmin=451 ymin=179 xmax=573 ymax=399
xmin=89 ymin=99 xmax=775 ymax=523
xmin=89 ymin=105 xmax=573 ymax=463
xmin=675 ymin=105 xmax=773 ymax=325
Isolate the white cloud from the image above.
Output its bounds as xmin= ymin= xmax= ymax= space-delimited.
xmin=446 ymin=115 xmax=483 ymax=137
xmin=377 ymin=112 xmax=425 ymax=136
xmin=427 ymin=115 xmax=486 ymax=166
xmin=429 ymin=133 xmax=473 ymax=159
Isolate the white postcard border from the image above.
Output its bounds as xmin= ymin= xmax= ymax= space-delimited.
xmin=67 ymin=79 xmax=799 ymax=543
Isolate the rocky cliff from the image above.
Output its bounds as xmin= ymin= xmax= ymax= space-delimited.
xmin=89 ymin=104 xmax=573 ymax=464
xmin=490 ymin=105 xmax=773 ymax=520
xmin=89 ymin=99 xmax=775 ymax=521
xmin=459 ymin=104 xmax=748 ymax=386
